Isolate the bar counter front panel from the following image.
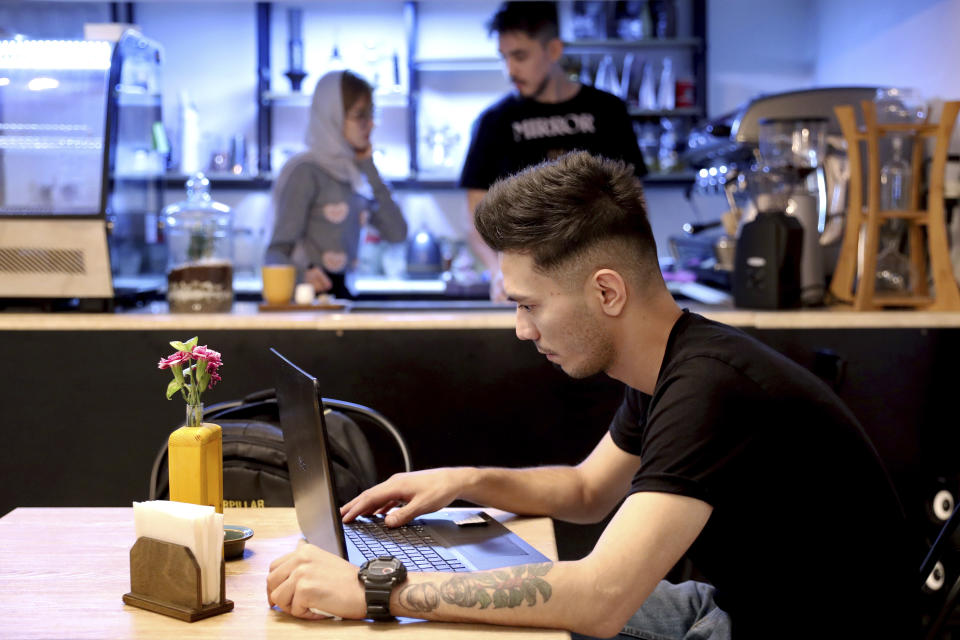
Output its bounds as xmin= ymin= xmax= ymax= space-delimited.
xmin=2 ymin=306 xmax=958 ymax=557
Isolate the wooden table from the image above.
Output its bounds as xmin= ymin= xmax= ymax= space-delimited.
xmin=0 ymin=507 xmax=568 ymax=640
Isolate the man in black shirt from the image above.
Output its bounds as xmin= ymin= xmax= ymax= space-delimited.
xmin=267 ymin=152 xmax=914 ymax=639
xmin=459 ymin=2 xmax=646 ymax=300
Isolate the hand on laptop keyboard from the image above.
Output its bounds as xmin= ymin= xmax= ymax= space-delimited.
xmin=340 ymin=468 xmax=473 ymax=527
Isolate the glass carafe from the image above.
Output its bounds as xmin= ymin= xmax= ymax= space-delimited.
xmin=875 ymin=137 xmax=912 ymax=292
xmin=873 ymin=88 xmax=926 ymax=293
xmin=163 ymin=173 xmax=234 ymax=312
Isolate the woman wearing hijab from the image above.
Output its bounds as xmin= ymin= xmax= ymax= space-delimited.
xmin=266 ymin=70 xmax=407 ymax=299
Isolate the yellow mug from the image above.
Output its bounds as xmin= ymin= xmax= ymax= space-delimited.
xmin=261 ymin=265 xmax=296 ymax=305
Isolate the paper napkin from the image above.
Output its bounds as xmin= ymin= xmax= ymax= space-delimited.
xmin=133 ymin=500 xmax=224 ymax=604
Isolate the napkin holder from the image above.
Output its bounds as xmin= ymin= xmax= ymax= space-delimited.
xmin=123 ymin=536 xmax=234 ymax=622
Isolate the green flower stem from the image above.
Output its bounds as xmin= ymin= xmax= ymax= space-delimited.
xmin=188 ymin=360 xmax=198 ymax=406
xmin=171 ymin=363 xmax=189 ymax=403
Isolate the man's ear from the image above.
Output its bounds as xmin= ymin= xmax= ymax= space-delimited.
xmin=546 ymin=37 xmax=564 ymax=63
xmin=590 ymin=269 xmax=627 ymax=317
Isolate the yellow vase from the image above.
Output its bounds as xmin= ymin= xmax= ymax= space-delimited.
xmin=168 ymin=403 xmax=223 ymax=514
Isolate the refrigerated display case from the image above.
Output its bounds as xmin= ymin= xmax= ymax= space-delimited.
xmin=0 ymin=31 xmax=166 ymax=308
xmin=0 ymin=38 xmax=114 ymax=304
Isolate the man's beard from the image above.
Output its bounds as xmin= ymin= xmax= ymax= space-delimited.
xmin=514 ymin=73 xmax=551 ymax=100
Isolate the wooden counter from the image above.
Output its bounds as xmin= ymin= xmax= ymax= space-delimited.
xmin=2 ymin=301 xmax=960 ymax=330
xmin=2 ymin=302 xmax=958 ymax=561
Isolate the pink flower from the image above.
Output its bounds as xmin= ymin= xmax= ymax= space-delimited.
xmin=192 ymin=345 xmax=223 ymax=366
xmin=157 ymin=351 xmax=191 ymax=369
xmin=158 ymin=337 xmax=225 ymax=417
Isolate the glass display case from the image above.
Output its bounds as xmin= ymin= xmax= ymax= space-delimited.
xmin=0 ymin=38 xmax=114 ymax=303
xmin=0 ymin=31 xmax=166 ymax=306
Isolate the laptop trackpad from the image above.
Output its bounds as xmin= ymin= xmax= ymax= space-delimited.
xmin=421 ymin=515 xmax=531 ymax=557
xmin=460 ymin=536 xmax=527 ymax=556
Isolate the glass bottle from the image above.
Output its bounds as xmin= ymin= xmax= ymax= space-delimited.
xmin=657 ymin=57 xmax=675 ymax=110
xmin=654 ymin=0 xmax=677 ymax=38
xmin=881 ymin=136 xmax=911 ymax=211
xmin=594 ymin=55 xmax=618 ymax=94
xmin=638 ymin=60 xmax=657 ymax=110
xmin=875 ymin=136 xmax=912 ymax=292
xmin=872 ymin=88 xmax=925 ymax=293
xmin=163 ymin=173 xmax=234 ymax=312
xmin=639 ymin=1 xmax=654 ymax=39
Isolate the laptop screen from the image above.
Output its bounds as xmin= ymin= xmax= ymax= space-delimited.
xmin=271 ymin=348 xmax=349 ymax=557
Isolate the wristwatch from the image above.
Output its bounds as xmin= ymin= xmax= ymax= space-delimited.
xmin=357 ymin=555 xmax=407 ymax=621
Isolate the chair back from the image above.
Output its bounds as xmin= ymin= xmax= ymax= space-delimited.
xmin=148 ymin=388 xmax=411 ymax=508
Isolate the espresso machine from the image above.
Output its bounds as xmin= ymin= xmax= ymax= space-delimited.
xmin=683 ymin=87 xmax=882 ymax=307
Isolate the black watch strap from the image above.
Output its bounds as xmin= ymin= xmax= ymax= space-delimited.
xmin=364 ymin=585 xmax=394 ymax=621
xmin=358 ymin=556 xmax=407 ymax=621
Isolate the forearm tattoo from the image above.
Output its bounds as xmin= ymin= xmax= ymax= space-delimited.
xmin=397 ymin=562 xmax=553 ymax=613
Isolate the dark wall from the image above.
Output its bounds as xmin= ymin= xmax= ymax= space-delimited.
xmin=0 ymin=328 xmax=621 ymax=517
xmin=745 ymin=327 xmax=960 ymax=546
xmin=1 ymin=324 xmax=956 ymax=557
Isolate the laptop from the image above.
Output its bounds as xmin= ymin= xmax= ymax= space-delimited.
xmin=271 ymin=348 xmax=551 ymax=572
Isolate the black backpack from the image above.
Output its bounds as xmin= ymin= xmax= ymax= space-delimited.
xmin=149 ymin=389 xmax=383 ymax=508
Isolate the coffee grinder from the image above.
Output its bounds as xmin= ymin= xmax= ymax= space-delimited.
xmin=733 ymin=118 xmax=827 ymax=309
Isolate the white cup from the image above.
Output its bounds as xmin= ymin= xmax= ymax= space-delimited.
xmin=294 ymin=283 xmax=316 ymax=305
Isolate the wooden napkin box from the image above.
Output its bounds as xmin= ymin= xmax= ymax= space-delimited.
xmin=123 ymin=537 xmax=233 ymax=622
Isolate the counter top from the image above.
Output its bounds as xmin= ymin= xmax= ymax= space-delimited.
xmin=2 ymin=301 xmax=960 ymax=330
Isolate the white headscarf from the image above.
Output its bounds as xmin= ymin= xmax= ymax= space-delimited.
xmin=274 ymin=71 xmax=367 ymax=198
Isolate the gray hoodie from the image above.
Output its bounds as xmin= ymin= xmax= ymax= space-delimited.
xmin=266 ymin=71 xmax=407 ymax=274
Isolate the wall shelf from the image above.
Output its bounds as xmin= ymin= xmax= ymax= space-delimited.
xmin=412 ymin=57 xmax=503 ymax=72
xmin=262 ymin=90 xmax=408 ymax=107
xmin=162 ymin=173 xmax=273 ymax=191
xmin=254 ymin=1 xmax=707 ymax=183
xmin=629 ymin=106 xmax=703 ymax=117
xmin=116 ymin=93 xmax=162 ymax=108
xmin=563 ymin=37 xmax=703 ymax=52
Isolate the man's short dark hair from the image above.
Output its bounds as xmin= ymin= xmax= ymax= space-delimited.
xmin=475 ymin=151 xmax=660 ymax=287
xmin=486 ymin=2 xmax=559 ymax=42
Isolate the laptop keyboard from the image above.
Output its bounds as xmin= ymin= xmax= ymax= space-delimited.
xmin=344 ymin=517 xmax=468 ymax=572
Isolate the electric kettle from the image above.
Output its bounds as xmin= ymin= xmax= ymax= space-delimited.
xmin=405 ymin=224 xmax=443 ymax=279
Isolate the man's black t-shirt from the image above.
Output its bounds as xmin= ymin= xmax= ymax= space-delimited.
xmin=459 ymin=85 xmax=646 ymax=190
xmin=610 ymin=311 xmax=915 ymax=639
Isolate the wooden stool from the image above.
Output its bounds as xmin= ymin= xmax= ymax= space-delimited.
xmin=829 ymin=100 xmax=960 ymax=310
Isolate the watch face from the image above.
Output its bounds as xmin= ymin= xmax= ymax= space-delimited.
xmin=370 ymin=561 xmax=395 ymax=575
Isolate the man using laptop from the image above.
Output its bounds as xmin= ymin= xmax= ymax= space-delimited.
xmin=268 ymin=152 xmax=914 ymax=638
